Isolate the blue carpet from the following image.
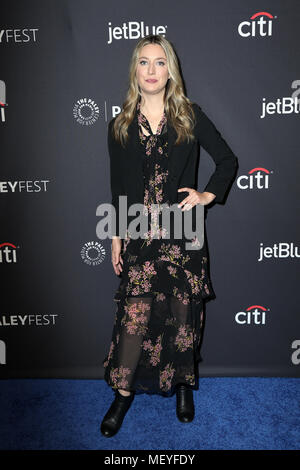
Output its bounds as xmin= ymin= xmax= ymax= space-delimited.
xmin=0 ymin=378 xmax=299 ymax=450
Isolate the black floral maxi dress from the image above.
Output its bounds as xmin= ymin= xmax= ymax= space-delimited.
xmin=102 ymin=101 xmax=216 ymax=397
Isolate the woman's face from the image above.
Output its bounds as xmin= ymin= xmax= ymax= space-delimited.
xmin=136 ymin=43 xmax=170 ymax=97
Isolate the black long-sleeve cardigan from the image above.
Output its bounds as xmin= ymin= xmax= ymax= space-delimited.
xmin=107 ymin=102 xmax=238 ymax=239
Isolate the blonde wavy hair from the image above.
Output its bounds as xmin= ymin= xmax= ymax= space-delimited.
xmin=111 ymin=34 xmax=197 ymax=148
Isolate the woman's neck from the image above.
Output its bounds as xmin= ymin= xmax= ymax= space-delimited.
xmin=139 ymin=96 xmax=165 ymax=118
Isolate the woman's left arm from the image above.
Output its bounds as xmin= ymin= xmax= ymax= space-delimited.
xmin=193 ymin=103 xmax=238 ymax=204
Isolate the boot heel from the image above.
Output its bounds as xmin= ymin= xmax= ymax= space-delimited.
xmin=101 ymin=389 xmax=135 ymax=438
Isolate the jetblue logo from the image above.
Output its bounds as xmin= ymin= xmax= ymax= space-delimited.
xmin=107 ymin=21 xmax=167 ymax=44
xmin=260 ymin=96 xmax=300 ymax=118
xmin=258 ymin=242 xmax=300 ymax=261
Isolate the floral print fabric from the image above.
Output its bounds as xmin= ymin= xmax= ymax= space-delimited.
xmin=102 ymin=101 xmax=215 ymax=396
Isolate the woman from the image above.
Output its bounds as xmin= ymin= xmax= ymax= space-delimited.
xmin=101 ymin=34 xmax=238 ymax=438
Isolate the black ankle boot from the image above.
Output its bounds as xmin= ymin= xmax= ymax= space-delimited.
xmin=176 ymin=384 xmax=195 ymax=423
xmin=101 ymin=389 xmax=135 ymax=438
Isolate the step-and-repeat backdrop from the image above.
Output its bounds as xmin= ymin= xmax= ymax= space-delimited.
xmin=1 ymin=0 xmax=299 ymax=378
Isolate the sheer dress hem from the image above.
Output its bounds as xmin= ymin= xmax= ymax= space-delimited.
xmin=103 ymin=377 xmax=201 ymax=398
xmin=102 ymin=291 xmax=205 ymax=397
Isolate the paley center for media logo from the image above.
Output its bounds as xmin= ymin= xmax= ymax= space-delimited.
xmin=238 ymin=11 xmax=277 ymax=37
xmin=80 ymin=241 xmax=106 ymax=266
xmin=107 ymin=21 xmax=167 ymax=44
xmin=73 ymin=98 xmax=100 ymax=126
xmin=73 ymin=100 xmax=120 ymax=126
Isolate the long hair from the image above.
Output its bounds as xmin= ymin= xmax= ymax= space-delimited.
xmin=111 ymin=34 xmax=196 ymax=148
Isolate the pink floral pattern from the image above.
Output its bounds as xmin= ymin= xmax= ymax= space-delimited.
xmin=126 ymin=261 xmax=157 ymax=296
xmin=155 ymin=292 xmax=166 ymax=302
xmin=121 ymin=299 xmax=150 ymax=335
xmin=158 ymin=243 xmax=191 ymax=268
xmin=173 ymin=286 xmax=190 ymax=305
xmin=142 ymin=334 xmax=163 ymax=366
xmin=174 ymin=325 xmax=194 ymax=352
xmin=160 ymin=363 xmax=176 ymax=392
xmin=110 ymin=366 xmax=132 ymax=390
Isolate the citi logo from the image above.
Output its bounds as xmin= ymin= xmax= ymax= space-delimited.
xmin=0 ymin=339 xmax=6 ymax=365
xmin=237 ymin=167 xmax=272 ymax=190
xmin=238 ymin=11 xmax=276 ymax=37
xmin=107 ymin=21 xmax=167 ymax=44
xmin=0 ymin=242 xmax=18 ymax=263
xmin=235 ymin=305 xmax=269 ymax=325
